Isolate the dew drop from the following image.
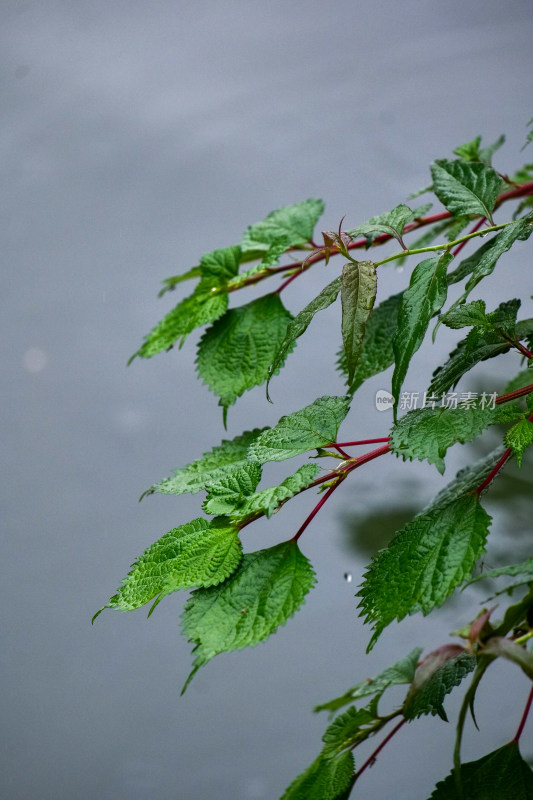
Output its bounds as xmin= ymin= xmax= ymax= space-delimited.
xmin=344 ymin=572 xmax=353 ymax=583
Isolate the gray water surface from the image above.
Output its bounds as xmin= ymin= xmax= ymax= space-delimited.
xmin=3 ymin=1 xmax=533 ymax=798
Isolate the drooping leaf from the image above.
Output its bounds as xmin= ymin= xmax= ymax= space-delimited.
xmin=337 ymin=292 xmax=402 ymax=393
xmin=202 ymin=462 xmax=263 ymax=515
xmin=403 ymin=651 xmax=476 ymax=721
xmin=341 ymin=260 xmax=377 ymax=383
xmin=130 ymin=245 xmax=243 ymax=360
xmin=390 ymin=403 xmax=524 ymax=474
xmin=280 ymin=751 xmax=355 ymax=800
xmin=429 ymin=742 xmax=533 ymax=800
xmin=321 ymin=700 xmax=384 ymax=758
xmin=145 ymin=428 xmax=267 ymax=497
xmin=182 ymin=540 xmax=315 ymax=684
xmin=196 ymin=294 xmax=294 ymax=419
xmin=430 ymin=159 xmax=502 ymax=223
xmin=233 ymin=464 xmax=321 ymax=522
xmin=248 ymin=395 xmax=351 ymax=463
xmin=358 ymin=495 xmax=491 ymax=649
xmin=505 ymin=418 xmax=533 ymax=467
xmin=347 ymin=204 xmax=424 ymax=247
xmin=130 ymin=282 xmax=229 ymax=361
xmin=392 ymin=254 xmax=452 ymax=412
xmin=315 ymin=647 xmax=422 ymax=715
xmin=268 ymin=276 xmax=342 ymax=390
xmin=453 ymin=218 xmax=532 ymax=306
xmin=241 ymin=199 xmax=325 ymax=253
xmin=94 ymin=517 xmax=242 ymax=617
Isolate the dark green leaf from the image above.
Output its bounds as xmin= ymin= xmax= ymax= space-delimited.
xmin=430 ymin=159 xmax=502 ymax=223
xmin=130 ymin=282 xmax=229 ymax=361
xmin=347 ymin=204 xmax=422 ymax=247
xmin=459 ymin=218 xmax=532 ymax=303
xmin=441 ymin=300 xmax=488 ymax=329
xmin=453 ymin=134 xmax=505 ymax=166
xmin=146 ymin=428 xmax=267 ymax=497
xmin=199 ymin=245 xmax=242 ymax=282
xmin=322 ymin=701 xmax=383 ymax=757
xmin=315 ymin=648 xmax=422 ymax=714
xmin=403 ymin=651 xmax=476 ymax=721
xmin=241 ymin=199 xmax=325 ymax=253
xmin=95 ymin=517 xmax=242 ymax=617
xmin=268 ymin=276 xmax=342 ymax=391
xmin=234 ymin=464 xmax=320 ymax=522
xmin=468 ymin=557 xmax=533 ymax=586
xmin=202 ymin=463 xmax=262 ymax=515
xmin=248 ymin=395 xmax=351 ymax=463
xmin=392 ymin=254 xmax=452 ymax=411
xmin=182 ymin=540 xmax=315 ymax=683
xmin=429 ymin=743 xmax=533 ymax=799
xmin=280 ymin=751 xmax=355 ymax=800
xmin=358 ymin=495 xmax=491 ymax=648
xmin=390 ymin=403 xmax=524 ymax=474
xmin=196 ymin=294 xmax=294 ymax=418
xmin=505 ymin=418 xmax=533 ymax=467
xmin=341 ymin=261 xmax=377 ymax=383
xmin=337 ymin=292 xmax=402 ymax=393
xmin=429 ymin=445 xmax=505 ymax=511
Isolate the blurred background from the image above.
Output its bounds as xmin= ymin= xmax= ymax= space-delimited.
xmin=2 ymin=1 xmax=533 ymax=798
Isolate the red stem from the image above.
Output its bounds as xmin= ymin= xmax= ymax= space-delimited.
xmin=291 ymin=477 xmax=345 ymax=542
xmin=514 ymin=684 xmax=533 ymax=742
xmin=475 ymin=447 xmax=513 ymax=496
xmin=335 ymin=437 xmax=391 ymax=447
xmin=496 ymin=384 xmax=533 ymax=405
xmin=353 ymin=718 xmax=406 ymax=783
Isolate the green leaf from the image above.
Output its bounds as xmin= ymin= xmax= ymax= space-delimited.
xmin=403 ymin=651 xmax=476 ymax=721
xmin=268 ymin=276 xmax=342 ymax=392
xmin=337 ymin=292 xmax=402 ymax=393
xmin=202 ymin=462 xmax=262 ymax=515
xmin=347 ymin=204 xmax=422 ymax=247
xmin=503 ymin=368 xmax=533 ymax=395
xmin=341 ymin=261 xmax=377 ymax=383
xmin=182 ymin=540 xmax=315 ymax=682
xmin=429 ymin=743 xmax=533 ymax=800
xmin=453 ymin=134 xmax=505 ymax=166
xmin=130 ymin=245 xmax=244 ymax=360
xmin=468 ymin=556 xmax=533 ymax=586
xmin=428 ymin=300 xmax=521 ymax=396
xmin=196 ymin=294 xmax=294 ymax=418
xmin=390 ymin=403 xmax=524 ymax=474
xmin=321 ymin=700 xmax=383 ymax=758
xmin=248 ymin=396 xmax=351 ymax=463
xmin=392 ymin=254 xmax=452 ymax=411
xmin=241 ymin=199 xmax=325 ymax=253
xmin=482 ymin=637 xmax=533 ymax=681
xmin=505 ymin=418 xmax=533 ymax=467
xmin=430 ymin=159 xmax=502 ymax=223
xmin=429 ymin=445 xmax=505 ymax=511
xmin=145 ymin=428 xmax=267 ymax=497
xmin=158 ymin=265 xmax=202 ymax=297
xmin=457 ymin=218 xmax=532 ymax=303
xmin=441 ymin=300 xmax=488 ymax=329
xmin=95 ymin=517 xmax=242 ymax=617
xmin=130 ymin=282 xmax=229 ymax=361
xmin=280 ymin=751 xmax=355 ymax=800
xmin=315 ymin=647 xmax=422 ymax=715
xmin=358 ymin=495 xmax=491 ymax=648
xmin=234 ymin=464 xmax=320 ymax=522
